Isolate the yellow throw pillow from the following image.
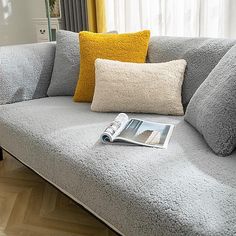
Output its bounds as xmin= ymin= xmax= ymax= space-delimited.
xmin=73 ymin=30 xmax=150 ymax=102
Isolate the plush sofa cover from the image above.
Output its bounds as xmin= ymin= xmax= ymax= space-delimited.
xmin=0 ymin=42 xmax=55 ymax=105
xmin=0 ymin=38 xmax=236 ymax=236
xmin=0 ymin=97 xmax=236 ymax=236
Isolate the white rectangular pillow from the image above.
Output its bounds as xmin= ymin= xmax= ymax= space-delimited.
xmin=91 ymin=59 xmax=187 ymax=115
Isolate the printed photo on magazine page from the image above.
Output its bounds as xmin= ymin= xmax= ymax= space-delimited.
xmin=101 ymin=113 xmax=174 ymax=149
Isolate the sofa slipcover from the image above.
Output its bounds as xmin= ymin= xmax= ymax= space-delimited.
xmin=0 ymin=97 xmax=236 ymax=236
xmin=0 ymin=42 xmax=55 ymax=105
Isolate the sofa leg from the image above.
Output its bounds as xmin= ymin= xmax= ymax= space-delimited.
xmin=0 ymin=147 xmax=3 ymax=161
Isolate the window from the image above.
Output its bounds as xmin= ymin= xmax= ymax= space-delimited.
xmin=106 ymin=0 xmax=236 ymax=38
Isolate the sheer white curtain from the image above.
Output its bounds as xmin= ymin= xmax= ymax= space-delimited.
xmin=106 ymin=0 xmax=236 ymax=38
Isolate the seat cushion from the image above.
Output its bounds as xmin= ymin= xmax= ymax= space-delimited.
xmin=0 ymin=97 xmax=236 ymax=236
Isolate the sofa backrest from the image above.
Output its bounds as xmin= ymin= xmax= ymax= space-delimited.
xmin=1 ymin=37 xmax=236 ymax=107
xmin=0 ymin=42 xmax=56 ymax=105
xmin=148 ymin=36 xmax=236 ymax=108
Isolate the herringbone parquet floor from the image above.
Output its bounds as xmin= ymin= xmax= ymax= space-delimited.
xmin=0 ymin=151 xmax=119 ymax=236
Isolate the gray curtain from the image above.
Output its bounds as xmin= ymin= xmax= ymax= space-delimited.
xmin=60 ymin=0 xmax=88 ymax=32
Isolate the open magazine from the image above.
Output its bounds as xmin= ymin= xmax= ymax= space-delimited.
xmin=101 ymin=113 xmax=174 ymax=149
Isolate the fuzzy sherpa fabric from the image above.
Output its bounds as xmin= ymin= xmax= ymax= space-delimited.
xmin=185 ymin=44 xmax=236 ymax=156
xmin=148 ymin=36 xmax=236 ymax=107
xmin=0 ymin=42 xmax=55 ymax=105
xmin=0 ymin=97 xmax=236 ymax=236
xmin=73 ymin=30 xmax=150 ymax=102
xmin=91 ymin=59 xmax=187 ymax=115
xmin=47 ymin=30 xmax=118 ymax=97
xmin=47 ymin=30 xmax=81 ymax=96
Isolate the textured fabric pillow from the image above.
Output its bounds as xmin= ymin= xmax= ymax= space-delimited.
xmin=185 ymin=44 xmax=236 ymax=156
xmin=47 ymin=30 xmax=118 ymax=96
xmin=47 ymin=30 xmax=80 ymax=96
xmin=0 ymin=42 xmax=55 ymax=105
xmin=148 ymin=36 xmax=236 ymax=108
xmin=73 ymin=30 xmax=150 ymax=102
xmin=91 ymin=59 xmax=187 ymax=115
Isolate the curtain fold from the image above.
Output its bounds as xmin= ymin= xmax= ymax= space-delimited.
xmin=87 ymin=0 xmax=106 ymax=33
xmin=106 ymin=0 xmax=236 ymax=38
xmin=60 ymin=0 xmax=88 ymax=32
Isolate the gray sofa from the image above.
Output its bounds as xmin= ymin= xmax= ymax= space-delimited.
xmin=0 ymin=38 xmax=236 ymax=236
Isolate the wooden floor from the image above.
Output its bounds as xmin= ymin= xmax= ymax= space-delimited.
xmin=0 ymin=151 xmax=119 ymax=236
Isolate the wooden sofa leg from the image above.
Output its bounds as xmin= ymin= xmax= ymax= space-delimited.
xmin=0 ymin=147 xmax=3 ymax=161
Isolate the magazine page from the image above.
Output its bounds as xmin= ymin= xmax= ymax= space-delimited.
xmin=114 ymin=118 xmax=174 ymax=149
xmin=101 ymin=113 xmax=129 ymax=143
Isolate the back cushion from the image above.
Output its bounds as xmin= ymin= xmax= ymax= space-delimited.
xmin=47 ymin=30 xmax=80 ymax=96
xmin=47 ymin=30 xmax=118 ymax=97
xmin=148 ymin=36 xmax=236 ymax=108
xmin=0 ymin=42 xmax=55 ymax=105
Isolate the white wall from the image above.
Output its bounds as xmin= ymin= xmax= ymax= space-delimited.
xmin=29 ymin=0 xmax=46 ymax=19
xmin=0 ymin=0 xmax=46 ymax=46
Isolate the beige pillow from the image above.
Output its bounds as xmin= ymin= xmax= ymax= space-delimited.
xmin=91 ymin=59 xmax=187 ymax=115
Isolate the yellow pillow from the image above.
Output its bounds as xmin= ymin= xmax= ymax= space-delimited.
xmin=73 ymin=30 xmax=150 ymax=102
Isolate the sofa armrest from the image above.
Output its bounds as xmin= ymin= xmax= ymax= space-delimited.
xmin=0 ymin=42 xmax=56 ymax=105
